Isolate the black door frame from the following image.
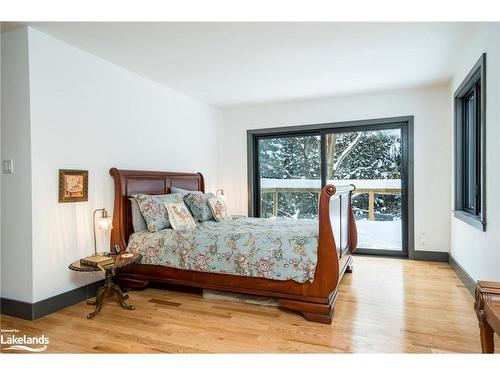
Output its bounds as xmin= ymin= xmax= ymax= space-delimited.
xmin=247 ymin=116 xmax=414 ymax=259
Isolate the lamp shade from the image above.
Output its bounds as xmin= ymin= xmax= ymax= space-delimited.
xmin=98 ymin=216 xmax=113 ymax=230
xmin=216 ymin=189 xmax=225 ymax=200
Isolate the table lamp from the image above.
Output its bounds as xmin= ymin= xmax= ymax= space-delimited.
xmin=93 ymin=208 xmax=112 ymax=256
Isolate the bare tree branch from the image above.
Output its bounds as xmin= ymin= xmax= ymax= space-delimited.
xmin=333 ymin=133 xmax=363 ymax=173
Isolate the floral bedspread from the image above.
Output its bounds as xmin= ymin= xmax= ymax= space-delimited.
xmin=126 ymin=217 xmax=319 ymax=283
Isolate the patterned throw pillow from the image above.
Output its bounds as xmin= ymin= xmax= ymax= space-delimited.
xmin=183 ymin=192 xmax=215 ymax=222
xmin=132 ymin=193 xmax=183 ymax=232
xmin=207 ymin=197 xmax=232 ymax=222
xmin=170 ymin=186 xmax=195 ymax=196
xmin=164 ymin=202 xmax=196 ymax=230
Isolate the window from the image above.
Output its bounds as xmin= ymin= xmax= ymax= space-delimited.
xmin=247 ymin=117 xmax=413 ymax=257
xmin=257 ymin=134 xmax=321 ymax=219
xmin=454 ymin=53 xmax=486 ymax=230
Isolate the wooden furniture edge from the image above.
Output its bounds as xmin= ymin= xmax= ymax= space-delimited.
xmin=474 ymin=281 xmax=500 ymax=353
xmin=477 ymin=281 xmax=500 ymax=294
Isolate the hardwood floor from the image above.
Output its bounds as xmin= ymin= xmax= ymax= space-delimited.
xmin=1 ymin=256 xmax=498 ymax=353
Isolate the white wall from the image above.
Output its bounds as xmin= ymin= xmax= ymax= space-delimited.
xmin=450 ymin=23 xmax=500 ymax=282
xmin=24 ymin=28 xmax=220 ymax=302
xmin=1 ymin=28 xmax=33 ymax=302
xmin=219 ymin=85 xmax=452 ymax=253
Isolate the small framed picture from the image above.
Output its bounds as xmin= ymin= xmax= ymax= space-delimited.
xmin=58 ymin=169 xmax=88 ymax=203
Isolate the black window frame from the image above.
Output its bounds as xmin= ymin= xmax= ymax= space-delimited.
xmin=454 ymin=53 xmax=486 ymax=231
xmin=247 ymin=116 xmax=414 ymax=258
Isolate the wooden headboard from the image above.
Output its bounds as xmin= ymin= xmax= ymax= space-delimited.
xmin=109 ymin=168 xmax=205 ymax=252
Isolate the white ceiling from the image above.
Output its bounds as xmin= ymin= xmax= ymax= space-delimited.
xmin=29 ymin=22 xmax=476 ymax=108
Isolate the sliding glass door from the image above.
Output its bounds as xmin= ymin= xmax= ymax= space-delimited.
xmin=325 ymin=127 xmax=404 ymax=252
xmin=250 ymin=119 xmax=410 ymax=257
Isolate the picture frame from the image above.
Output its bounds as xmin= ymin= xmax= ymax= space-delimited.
xmin=58 ymin=169 xmax=88 ymax=203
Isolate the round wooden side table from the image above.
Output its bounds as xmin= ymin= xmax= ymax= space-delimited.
xmin=69 ymin=253 xmax=141 ymax=319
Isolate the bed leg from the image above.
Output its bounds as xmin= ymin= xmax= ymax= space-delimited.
xmin=115 ymin=276 xmax=149 ymax=291
xmin=343 ymin=255 xmax=354 ymax=274
xmin=302 ymin=311 xmax=333 ymax=324
xmin=279 ymin=296 xmax=335 ymax=324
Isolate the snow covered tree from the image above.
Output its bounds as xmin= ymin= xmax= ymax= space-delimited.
xmin=259 ymin=136 xmax=320 ymax=219
xmin=328 ymin=131 xmax=401 ymax=180
xmin=258 ymin=130 xmax=401 ymax=220
xmin=259 ymin=136 xmax=321 ymax=179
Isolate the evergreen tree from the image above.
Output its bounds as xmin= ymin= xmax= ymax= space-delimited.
xmin=258 ymin=130 xmax=401 ymax=220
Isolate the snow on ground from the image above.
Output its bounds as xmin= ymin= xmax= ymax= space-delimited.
xmin=356 ymin=220 xmax=402 ymax=250
xmin=259 ymin=178 xmax=403 ymax=250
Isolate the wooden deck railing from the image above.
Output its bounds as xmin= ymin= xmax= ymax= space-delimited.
xmin=261 ymin=187 xmax=401 ymax=220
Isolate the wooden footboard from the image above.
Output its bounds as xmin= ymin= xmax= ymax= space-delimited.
xmin=282 ymin=183 xmax=357 ymax=322
xmin=109 ymin=168 xmax=357 ymax=324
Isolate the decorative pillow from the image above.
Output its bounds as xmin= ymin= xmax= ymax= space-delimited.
xmin=208 ymin=197 xmax=232 ymax=222
xmin=184 ymin=192 xmax=215 ymax=222
xmin=129 ymin=198 xmax=147 ymax=232
xmin=165 ymin=202 xmax=196 ymax=230
xmin=132 ymin=193 xmax=183 ymax=232
xmin=171 ymin=186 xmax=195 ymax=196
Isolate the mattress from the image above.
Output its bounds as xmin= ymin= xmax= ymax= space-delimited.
xmin=126 ymin=217 xmax=319 ymax=283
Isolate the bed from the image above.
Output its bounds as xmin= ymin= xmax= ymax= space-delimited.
xmin=109 ymin=168 xmax=357 ymax=323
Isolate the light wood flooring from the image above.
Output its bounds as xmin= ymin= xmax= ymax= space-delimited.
xmin=1 ymin=256 xmax=499 ymax=353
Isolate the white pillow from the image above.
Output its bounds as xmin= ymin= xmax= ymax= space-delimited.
xmin=208 ymin=197 xmax=232 ymax=222
xmin=164 ymin=202 xmax=196 ymax=230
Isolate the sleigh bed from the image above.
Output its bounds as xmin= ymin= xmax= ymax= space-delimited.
xmin=109 ymin=168 xmax=358 ymax=323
